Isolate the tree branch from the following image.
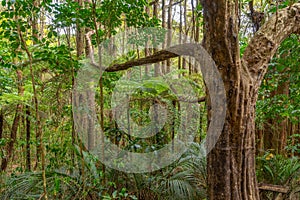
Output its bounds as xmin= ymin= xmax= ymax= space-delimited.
xmin=258 ymin=183 xmax=289 ymax=194
xmin=149 ymin=0 xmax=159 ymax=6
xmin=242 ymin=3 xmax=300 ymax=83
xmin=85 ymin=30 xmax=100 ymax=68
xmin=178 ymin=96 xmax=206 ymax=103
xmin=106 ymin=49 xmax=178 ymax=72
xmin=105 ymin=43 xmax=201 ymax=72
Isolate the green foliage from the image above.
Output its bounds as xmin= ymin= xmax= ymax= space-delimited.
xmin=256 ymin=153 xmax=300 ymax=199
xmin=153 ymin=143 xmax=207 ymax=200
xmin=256 ymin=34 xmax=300 ymax=127
xmin=286 ymin=134 xmax=300 ymax=154
xmin=49 ymin=0 xmax=159 ymax=42
xmin=124 ymin=142 xmax=207 ymax=200
xmin=0 ymin=148 xmax=137 ymax=200
xmin=256 ymin=153 xmax=300 ymax=185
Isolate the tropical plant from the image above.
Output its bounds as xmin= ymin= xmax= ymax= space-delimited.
xmin=256 ymin=153 xmax=300 ymax=199
xmin=0 ymin=147 xmax=137 ymax=200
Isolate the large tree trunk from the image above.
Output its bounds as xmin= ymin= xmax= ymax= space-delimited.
xmin=202 ymin=1 xmax=259 ymax=199
xmin=201 ymin=0 xmax=300 ymax=199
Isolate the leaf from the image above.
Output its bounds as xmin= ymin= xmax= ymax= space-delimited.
xmin=263 ymin=165 xmax=274 ymax=180
xmin=112 ymin=190 xmax=118 ymax=198
xmin=142 ymin=79 xmax=169 ymax=95
xmin=276 ymin=65 xmax=285 ymax=72
xmin=20 ymin=25 xmax=26 ymax=32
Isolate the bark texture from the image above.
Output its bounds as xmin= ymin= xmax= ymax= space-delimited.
xmin=200 ymin=1 xmax=300 ymax=199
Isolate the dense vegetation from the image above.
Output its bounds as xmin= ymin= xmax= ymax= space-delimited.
xmin=0 ymin=0 xmax=299 ymax=199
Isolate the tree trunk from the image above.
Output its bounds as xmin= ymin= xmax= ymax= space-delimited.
xmin=201 ymin=0 xmax=300 ymax=199
xmin=161 ymin=0 xmax=167 ymax=74
xmin=26 ymin=105 xmax=31 ymax=171
xmin=1 ymin=70 xmax=24 ymax=171
xmin=277 ymin=75 xmax=290 ymax=154
xmin=153 ymin=0 xmax=161 ymax=76
xmin=166 ymin=0 xmax=173 ymax=73
xmin=0 ymin=109 xmax=3 ymax=140
xmin=76 ymin=0 xmax=84 ymax=58
xmin=178 ymin=0 xmax=183 ymax=73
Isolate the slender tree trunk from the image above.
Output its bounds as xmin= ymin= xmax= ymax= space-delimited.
xmin=153 ymin=0 xmax=161 ymax=76
xmin=87 ymin=89 xmax=95 ymax=150
xmin=178 ymin=0 xmax=183 ymax=73
xmin=263 ymin=87 xmax=276 ymax=151
xmin=25 ymin=105 xmax=31 ymax=171
xmin=1 ymin=70 xmax=24 ymax=171
xmin=145 ymin=5 xmax=150 ymax=75
xmin=0 ymin=109 xmax=3 ymax=140
xmin=22 ymin=6 xmax=48 ymax=197
xmin=256 ymin=128 xmax=264 ymax=155
xmin=76 ymin=0 xmax=84 ymax=58
xmin=277 ymin=75 xmax=290 ymax=154
xmin=30 ymin=0 xmax=41 ymax=168
xmin=161 ymin=0 xmax=167 ymax=74
xmin=166 ymin=0 xmax=173 ymax=73
xmin=182 ymin=0 xmax=188 ymax=72
xmin=194 ymin=0 xmax=200 ymax=43
xmin=39 ymin=7 xmax=45 ymax=40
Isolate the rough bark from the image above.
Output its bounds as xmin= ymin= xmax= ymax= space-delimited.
xmin=201 ymin=1 xmax=259 ymax=198
xmin=242 ymin=3 xmax=300 ymax=84
xmin=200 ymin=1 xmax=300 ymax=199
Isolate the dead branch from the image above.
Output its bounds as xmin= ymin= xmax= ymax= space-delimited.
xmin=258 ymin=183 xmax=289 ymax=194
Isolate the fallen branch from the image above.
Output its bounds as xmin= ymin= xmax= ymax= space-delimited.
xmin=258 ymin=183 xmax=289 ymax=194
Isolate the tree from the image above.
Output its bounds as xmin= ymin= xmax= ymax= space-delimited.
xmin=101 ymin=5 xmax=299 ymax=198
xmin=1 ymin=0 xmax=299 ymax=199
xmin=200 ymin=1 xmax=300 ymax=199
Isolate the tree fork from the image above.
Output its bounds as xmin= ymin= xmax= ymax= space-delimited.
xmin=200 ymin=1 xmax=300 ymax=199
